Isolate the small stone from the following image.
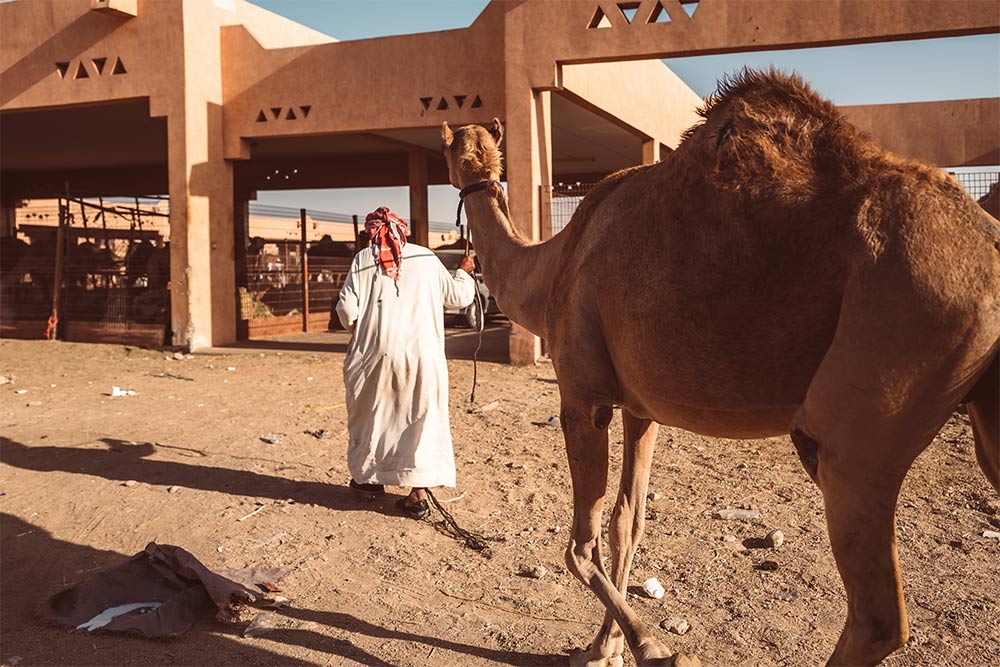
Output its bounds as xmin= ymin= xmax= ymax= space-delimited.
xmin=765 ymin=530 xmax=785 ymax=547
xmin=549 ymin=525 xmax=562 ymax=533
xmin=243 ymin=612 xmax=276 ymax=638
xmin=26 ymin=401 xmax=42 ymax=407
xmin=260 ymin=433 xmax=283 ymax=445
xmin=660 ymin=617 xmax=689 ymax=635
xmin=526 ymin=565 xmax=547 ymax=579
xmin=543 ymin=415 xmax=560 ymax=427
xmin=217 ymin=546 xmax=224 ymax=552
xmin=647 ymin=492 xmax=662 ymax=502
xmin=14 ymin=389 xmax=27 ymax=395
xmin=123 ymin=480 xmax=138 ymax=487
xmin=982 ymin=530 xmax=1000 ymax=539
xmin=227 ymin=366 xmax=237 ymax=371
xmin=8 ymin=656 xmax=23 ymax=666
xmin=506 ymin=461 xmax=526 ymax=470
xmin=168 ymin=485 xmax=181 ymax=494
xmin=721 ymin=534 xmax=737 ymax=543
xmin=173 ymin=352 xmax=185 ymax=360
xmin=0 ymin=375 xmax=13 ymax=385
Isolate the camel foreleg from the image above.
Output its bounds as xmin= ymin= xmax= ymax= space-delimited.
xmin=577 ymin=411 xmax=659 ymax=667
xmin=562 ymin=403 xmax=697 ymax=667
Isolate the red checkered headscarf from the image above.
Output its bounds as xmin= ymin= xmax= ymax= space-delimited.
xmin=364 ymin=206 xmax=408 ymax=281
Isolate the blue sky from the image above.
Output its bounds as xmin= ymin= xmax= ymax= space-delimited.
xmin=251 ymin=0 xmax=1000 ymax=229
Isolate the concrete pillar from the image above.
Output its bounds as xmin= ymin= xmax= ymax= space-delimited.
xmin=642 ymin=139 xmax=660 ymax=165
xmin=1 ymin=204 xmax=17 ymax=238
xmin=166 ymin=108 xmax=235 ymax=350
xmin=408 ymin=150 xmax=429 ymax=247
xmin=164 ymin=0 xmax=235 ymax=350
xmin=504 ymin=87 xmax=552 ymax=365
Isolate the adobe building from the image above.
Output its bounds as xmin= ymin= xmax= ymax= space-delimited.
xmin=2 ymin=0 xmax=998 ymax=363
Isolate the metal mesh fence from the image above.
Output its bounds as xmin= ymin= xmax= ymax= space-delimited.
xmin=546 ymin=170 xmax=999 ymax=236
xmin=2 ymin=198 xmax=170 ymax=344
xmin=547 ymin=182 xmax=596 ymax=236
xmin=952 ymin=170 xmax=999 ymax=201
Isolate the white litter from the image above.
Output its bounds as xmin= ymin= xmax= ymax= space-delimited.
xmin=642 ymin=577 xmax=665 ymax=599
xmin=714 ymin=508 xmax=761 ymax=521
xmin=111 ymin=386 xmax=137 ymax=397
xmin=76 ymin=602 xmax=161 ymax=631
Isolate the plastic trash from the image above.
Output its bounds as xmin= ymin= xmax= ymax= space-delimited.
xmin=714 ymin=508 xmax=760 ymax=520
xmin=111 ymin=386 xmax=137 ymax=397
xmin=76 ymin=602 xmax=161 ymax=632
xmin=642 ymin=577 xmax=665 ymax=599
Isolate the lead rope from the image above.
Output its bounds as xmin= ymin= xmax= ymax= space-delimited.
xmin=426 ymin=488 xmax=501 ymax=556
xmin=455 ymin=180 xmax=497 ymax=405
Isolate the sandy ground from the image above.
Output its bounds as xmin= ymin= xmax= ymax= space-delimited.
xmin=1 ymin=335 xmax=998 ymax=667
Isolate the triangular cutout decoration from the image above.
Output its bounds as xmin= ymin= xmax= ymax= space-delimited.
xmin=75 ymin=62 xmax=89 ymax=79
xmin=454 ymin=95 xmax=467 ymax=108
xmin=286 ymin=108 xmax=297 ymax=120
xmin=112 ymin=57 xmax=126 ymax=74
xmin=436 ymin=98 xmax=449 ymax=111
xmin=470 ymin=95 xmax=483 ymax=108
xmin=618 ymin=2 xmax=639 ymax=24
xmin=92 ymin=57 xmax=107 ymax=75
xmin=647 ymin=3 xmax=671 ymax=23
xmin=681 ymin=0 xmax=699 ymax=18
xmin=300 ymin=105 xmax=311 ymax=118
xmin=271 ymin=107 xmax=281 ymax=119
xmin=588 ymin=7 xmax=612 ymax=29
xmin=420 ymin=97 xmax=433 ymax=111
xmin=256 ymin=110 xmax=267 ymax=122
xmin=55 ymin=62 xmax=70 ymax=79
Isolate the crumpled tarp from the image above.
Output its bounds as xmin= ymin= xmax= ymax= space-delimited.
xmin=41 ymin=542 xmax=262 ymax=638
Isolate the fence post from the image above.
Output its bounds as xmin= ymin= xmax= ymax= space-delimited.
xmin=352 ymin=214 xmax=359 ymax=244
xmin=49 ymin=197 xmax=68 ymax=340
xmin=300 ymin=208 xmax=309 ymax=332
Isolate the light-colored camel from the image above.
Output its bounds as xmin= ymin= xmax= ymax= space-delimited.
xmin=441 ymin=69 xmax=1000 ymax=667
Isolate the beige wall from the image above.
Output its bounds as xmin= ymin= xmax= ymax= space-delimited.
xmin=3 ymin=0 xmax=997 ymax=360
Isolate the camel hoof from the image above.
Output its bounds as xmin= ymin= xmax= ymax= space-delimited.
xmin=568 ymin=647 xmax=624 ymax=667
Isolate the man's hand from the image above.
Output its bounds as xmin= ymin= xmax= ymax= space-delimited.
xmin=458 ymin=254 xmax=476 ymax=275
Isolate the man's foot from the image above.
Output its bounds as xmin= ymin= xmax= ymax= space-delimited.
xmin=394 ymin=496 xmax=430 ymax=519
xmin=349 ymin=479 xmax=385 ymax=500
xmin=395 ymin=488 xmax=430 ymax=519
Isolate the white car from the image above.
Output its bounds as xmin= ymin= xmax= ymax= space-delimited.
xmin=434 ymin=248 xmax=500 ymax=329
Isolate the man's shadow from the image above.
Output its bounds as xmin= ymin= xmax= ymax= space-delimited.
xmin=0 ymin=436 xmax=388 ymax=516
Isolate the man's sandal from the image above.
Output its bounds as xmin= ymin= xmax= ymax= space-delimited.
xmin=349 ymin=479 xmax=385 ymax=499
xmin=395 ymin=496 xmax=431 ymax=520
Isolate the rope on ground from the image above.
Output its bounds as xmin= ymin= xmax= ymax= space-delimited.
xmin=438 ymin=588 xmax=591 ymax=625
xmin=426 ymin=489 xmax=503 ymax=556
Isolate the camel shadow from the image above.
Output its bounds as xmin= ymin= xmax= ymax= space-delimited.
xmin=0 ymin=436 xmax=392 ymax=517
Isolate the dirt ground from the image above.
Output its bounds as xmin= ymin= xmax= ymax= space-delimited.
xmin=1 ymin=335 xmax=998 ymax=667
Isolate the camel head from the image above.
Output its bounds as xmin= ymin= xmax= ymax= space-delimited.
xmin=441 ymin=118 xmax=504 ymax=189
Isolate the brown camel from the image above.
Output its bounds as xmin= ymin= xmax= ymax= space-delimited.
xmin=441 ymin=69 xmax=1000 ymax=667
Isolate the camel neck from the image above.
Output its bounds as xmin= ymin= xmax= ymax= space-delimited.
xmin=462 ymin=186 xmax=554 ymax=337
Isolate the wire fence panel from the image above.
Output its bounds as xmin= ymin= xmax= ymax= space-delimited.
xmin=952 ymin=170 xmax=999 ymax=201
xmin=1 ymin=198 xmax=170 ymax=344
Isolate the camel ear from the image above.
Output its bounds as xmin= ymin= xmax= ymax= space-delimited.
xmin=441 ymin=122 xmax=454 ymax=147
xmin=489 ymin=118 xmax=503 ymax=146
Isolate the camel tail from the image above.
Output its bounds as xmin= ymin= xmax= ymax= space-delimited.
xmin=965 ymin=348 xmax=999 ymax=493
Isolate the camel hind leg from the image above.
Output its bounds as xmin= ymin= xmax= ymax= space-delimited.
xmin=789 ymin=276 xmax=995 ymax=666
xmin=966 ymin=352 xmax=999 ymax=492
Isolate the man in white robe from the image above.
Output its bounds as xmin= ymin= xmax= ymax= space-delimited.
xmin=336 ymin=207 xmax=476 ymax=519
